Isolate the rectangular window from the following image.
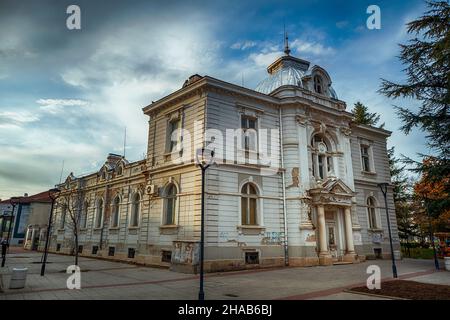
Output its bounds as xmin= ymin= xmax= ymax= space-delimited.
xmin=108 ymin=247 xmax=115 ymax=256
xmin=165 ymin=197 xmax=176 ymax=225
xmin=166 ymin=118 xmax=181 ymax=153
xmin=60 ymin=207 xmax=66 ymax=229
xmin=128 ymin=248 xmax=135 ymax=259
xmin=161 ymin=250 xmax=172 ymax=263
xmin=374 ymin=248 xmax=382 ymax=259
xmin=241 ymin=116 xmax=258 ymax=152
xmin=78 ymin=245 xmax=83 ymax=254
xmin=92 ymin=245 xmax=99 ymax=255
xmin=368 ymin=207 xmax=377 ymax=229
xmin=326 ymin=156 xmax=333 ymax=173
xmin=241 ymin=197 xmax=248 ymax=225
xmin=318 ymin=155 xmax=325 ymax=179
xmin=249 ymin=198 xmax=257 ymax=225
xmin=56 ymin=243 xmax=61 ymax=251
xmin=361 ymin=145 xmax=371 ymax=172
xmin=81 ymin=208 xmax=87 ymax=229
xmin=245 ymin=252 xmax=259 ymax=265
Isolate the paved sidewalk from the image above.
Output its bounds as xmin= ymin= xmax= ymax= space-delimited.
xmin=0 ymin=250 xmax=447 ymax=300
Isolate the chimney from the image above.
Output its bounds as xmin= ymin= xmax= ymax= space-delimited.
xmin=24 ymin=193 xmax=28 ymax=197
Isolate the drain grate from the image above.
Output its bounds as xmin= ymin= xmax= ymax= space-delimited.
xmin=224 ymin=293 xmax=239 ymax=297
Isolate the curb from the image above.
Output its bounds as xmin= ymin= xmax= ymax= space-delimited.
xmin=342 ymin=288 xmax=407 ymax=300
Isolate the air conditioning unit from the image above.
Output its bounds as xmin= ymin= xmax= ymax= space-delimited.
xmin=145 ymin=184 xmax=158 ymax=196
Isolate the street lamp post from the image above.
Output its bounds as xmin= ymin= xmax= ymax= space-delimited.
xmin=377 ymin=183 xmax=398 ymax=278
xmin=196 ymin=147 xmax=215 ymax=301
xmin=1 ymin=199 xmax=17 ymax=267
xmin=40 ymin=188 xmax=60 ymax=276
xmin=422 ymin=193 xmax=440 ymax=270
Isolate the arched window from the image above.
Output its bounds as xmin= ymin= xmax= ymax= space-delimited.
xmin=310 ymin=134 xmax=333 ymax=180
xmin=60 ymin=205 xmax=67 ymax=229
xmin=241 ymin=183 xmax=258 ymax=225
xmin=130 ymin=193 xmax=140 ymax=227
xmin=314 ymin=75 xmax=323 ymax=94
xmin=367 ymin=197 xmax=378 ymax=229
xmin=101 ymin=170 xmax=106 ymax=180
xmin=95 ymin=198 xmax=104 ymax=228
xmin=80 ymin=201 xmax=88 ymax=229
xmin=164 ymin=184 xmax=177 ymax=225
xmin=111 ymin=196 xmax=120 ymax=228
xmin=117 ymin=165 xmax=123 ymax=176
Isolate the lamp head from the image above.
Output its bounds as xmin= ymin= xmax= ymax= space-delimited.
xmin=196 ymin=147 xmax=215 ymax=167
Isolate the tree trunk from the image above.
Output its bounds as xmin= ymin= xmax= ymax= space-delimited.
xmin=406 ymin=238 xmax=411 ymax=257
xmin=74 ymin=231 xmax=79 ymax=266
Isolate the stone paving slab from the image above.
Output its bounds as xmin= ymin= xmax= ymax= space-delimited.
xmin=0 ymin=250 xmax=447 ymax=300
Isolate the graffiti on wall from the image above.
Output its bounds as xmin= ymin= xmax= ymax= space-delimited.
xmin=261 ymin=231 xmax=283 ymax=245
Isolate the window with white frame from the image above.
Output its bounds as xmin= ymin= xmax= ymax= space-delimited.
xmin=367 ymin=197 xmax=378 ymax=229
xmin=166 ymin=117 xmax=181 ymax=153
xmin=241 ymin=183 xmax=258 ymax=225
xmin=360 ymin=145 xmax=371 ymax=172
xmin=95 ymin=198 xmax=104 ymax=228
xmin=163 ymin=184 xmax=177 ymax=225
xmin=310 ymin=133 xmax=333 ymax=180
xmin=111 ymin=196 xmax=120 ymax=228
xmin=130 ymin=193 xmax=140 ymax=227
xmin=241 ymin=115 xmax=258 ymax=152
xmin=80 ymin=201 xmax=88 ymax=229
xmin=314 ymin=75 xmax=323 ymax=94
xmin=60 ymin=205 xmax=67 ymax=229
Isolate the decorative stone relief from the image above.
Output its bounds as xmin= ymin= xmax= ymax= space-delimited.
xmin=287 ymin=167 xmax=299 ymax=188
xmin=340 ymin=127 xmax=352 ymax=136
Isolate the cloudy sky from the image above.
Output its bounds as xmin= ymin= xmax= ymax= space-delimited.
xmin=0 ymin=0 xmax=430 ymax=199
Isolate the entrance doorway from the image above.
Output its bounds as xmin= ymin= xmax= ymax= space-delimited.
xmin=326 ymin=223 xmax=338 ymax=260
xmin=325 ymin=210 xmax=344 ymax=261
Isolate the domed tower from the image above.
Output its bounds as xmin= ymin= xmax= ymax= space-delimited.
xmin=255 ymin=35 xmax=338 ymax=100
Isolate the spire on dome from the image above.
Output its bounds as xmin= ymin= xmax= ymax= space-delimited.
xmin=284 ymin=26 xmax=290 ymax=56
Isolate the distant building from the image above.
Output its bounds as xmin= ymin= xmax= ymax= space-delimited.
xmin=22 ymin=192 xmax=53 ymax=250
xmin=50 ymin=45 xmax=400 ymax=272
xmin=0 ymin=192 xmax=52 ymax=246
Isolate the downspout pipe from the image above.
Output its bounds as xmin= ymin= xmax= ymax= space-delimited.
xmin=278 ymin=107 xmax=289 ymax=266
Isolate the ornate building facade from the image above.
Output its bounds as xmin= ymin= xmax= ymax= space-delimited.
xmin=46 ymin=47 xmax=400 ymax=272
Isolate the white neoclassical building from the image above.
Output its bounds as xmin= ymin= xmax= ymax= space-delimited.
xmin=46 ymin=44 xmax=400 ymax=272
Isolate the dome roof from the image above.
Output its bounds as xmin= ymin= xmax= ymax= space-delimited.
xmin=255 ymin=65 xmax=305 ymax=95
xmin=254 ymin=55 xmax=339 ymax=99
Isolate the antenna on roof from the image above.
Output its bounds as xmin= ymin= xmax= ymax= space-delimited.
xmin=123 ymin=127 xmax=127 ymax=158
xmin=59 ymin=160 xmax=65 ymax=184
xmin=284 ymin=23 xmax=290 ymax=56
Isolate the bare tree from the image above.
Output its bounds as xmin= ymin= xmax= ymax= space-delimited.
xmin=59 ymin=187 xmax=83 ymax=266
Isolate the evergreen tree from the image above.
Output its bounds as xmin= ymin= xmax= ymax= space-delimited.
xmin=379 ymin=1 xmax=450 ymax=182
xmin=388 ymin=147 xmax=418 ymax=248
xmin=351 ymin=101 xmax=384 ymax=128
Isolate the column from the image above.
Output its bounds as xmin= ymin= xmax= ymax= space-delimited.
xmin=317 ymin=205 xmax=328 ymax=255
xmin=344 ymin=207 xmax=357 ymax=262
xmin=317 ymin=205 xmax=332 ymax=265
xmin=31 ymin=228 xmax=36 ymax=250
